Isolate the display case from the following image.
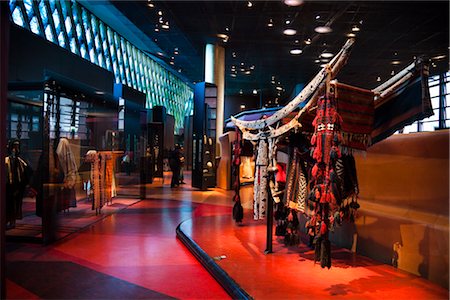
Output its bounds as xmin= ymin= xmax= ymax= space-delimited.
xmin=192 ymin=82 xmax=217 ymax=189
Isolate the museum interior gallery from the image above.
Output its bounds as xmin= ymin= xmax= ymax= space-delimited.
xmin=0 ymin=0 xmax=449 ymax=299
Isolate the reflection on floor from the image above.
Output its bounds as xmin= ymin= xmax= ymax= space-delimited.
xmin=178 ymin=215 xmax=449 ymax=299
xmin=7 ymin=171 xmax=447 ymax=299
xmin=6 ymin=172 xmax=231 ymax=299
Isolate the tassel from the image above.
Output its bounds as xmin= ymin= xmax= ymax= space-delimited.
xmin=314 ymin=236 xmax=322 ymax=263
xmin=311 ymin=134 xmax=317 ymax=146
xmin=320 ymin=221 xmax=327 ymax=235
xmin=320 ymin=239 xmax=332 ymax=269
xmin=312 ymin=164 xmax=319 ymax=178
xmin=233 ymin=197 xmax=244 ymax=223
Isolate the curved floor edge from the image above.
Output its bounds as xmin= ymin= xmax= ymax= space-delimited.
xmin=176 ymin=220 xmax=253 ymax=300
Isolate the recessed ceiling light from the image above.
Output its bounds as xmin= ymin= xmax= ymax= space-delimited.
xmin=161 ymin=23 xmax=169 ymax=29
xmin=391 ymin=60 xmax=401 ymax=65
xmin=376 ymin=76 xmax=381 ymax=82
xmin=157 ymin=52 xmax=164 ymax=56
xmin=217 ymin=33 xmax=228 ymax=39
xmin=147 ymin=3 xmax=154 ymax=8
xmin=239 ymin=89 xmax=243 ymax=95
xmin=178 ymin=69 xmax=182 ymax=73
xmin=321 ymin=51 xmax=334 ymax=58
xmin=267 ymin=19 xmax=274 ymax=27
xmin=283 ymin=28 xmax=297 ymax=36
xmin=351 ymin=25 xmax=360 ymax=32
xmin=240 ymin=68 xmax=246 ymax=72
xmin=241 ymin=62 xmax=245 ymax=66
xmin=391 ymin=70 xmax=395 ymax=76
xmin=276 ymin=86 xmax=283 ymax=91
xmin=290 ymin=48 xmax=302 ymax=55
xmin=253 ymin=89 xmax=258 ymax=95
xmin=174 ymin=50 xmax=179 ymax=55
xmin=169 ymin=61 xmax=174 ymax=65
xmin=247 ymin=1 xmax=253 ymax=7
xmin=432 ymin=62 xmax=437 ymax=68
xmin=346 ymin=33 xmax=356 ymax=38
xmin=245 ymin=70 xmax=251 ymax=75
xmin=285 ymin=20 xmax=291 ymax=25
xmin=232 ymin=52 xmax=237 ymax=58
xmin=320 ymin=63 xmax=327 ymax=67
xmin=295 ymin=39 xmax=299 ymax=44
xmin=305 ymin=38 xmax=312 ymax=45
xmin=231 ymin=65 xmax=236 ymax=70
xmin=250 ymin=65 xmax=255 ymax=70
xmin=158 ymin=10 xmax=163 ymax=16
xmin=284 ymin=0 xmax=304 ymax=6
xmin=230 ymin=73 xmax=237 ymax=77
xmin=315 ymin=26 xmax=332 ymax=34
xmin=432 ymin=54 xmax=447 ymax=60
xmin=159 ymin=17 xmax=164 ymax=24
xmin=314 ymin=59 xmax=320 ymax=63
xmin=320 ymin=58 xmax=330 ymax=62
xmin=240 ymin=104 xmax=246 ymax=109
xmin=154 ymin=28 xmax=159 ymax=32
xmin=225 ymin=27 xmax=230 ymax=32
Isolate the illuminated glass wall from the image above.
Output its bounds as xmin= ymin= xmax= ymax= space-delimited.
xmin=9 ymin=0 xmax=193 ymax=132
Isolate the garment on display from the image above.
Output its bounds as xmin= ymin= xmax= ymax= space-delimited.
xmin=5 ymin=140 xmax=32 ymax=229
xmin=230 ymin=38 xmax=433 ymax=267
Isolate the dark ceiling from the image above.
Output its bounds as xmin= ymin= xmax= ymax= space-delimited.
xmin=112 ymin=0 xmax=449 ymax=103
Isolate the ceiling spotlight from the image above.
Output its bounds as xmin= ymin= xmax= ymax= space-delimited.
xmin=351 ymin=25 xmax=360 ymax=32
xmin=320 ymin=58 xmax=330 ymax=63
xmin=245 ymin=70 xmax=251 ymax=75
xmin=161 ymin=23 xmax=169 ymax=29
xmin=247 ymin=1 xmax=253 ymax=7
xmin=267 ymin=19 xmax=274 ymax=27
xmin=147 ymin=3 xmax=154 ymax=8
xmin=231 ymin=65 xmax=236 ymax=70
xmin=250 ymin=65 xmax=255 ymax=70
xmin=178 ymin=68 xmax=182 ymax=73
xmin=315 ymin=15 xmax=320 ymax=20
xmin=305 ymin=38 xmax=312 ymax=45
xmin=253 ymin=89 xmax=258 ymax=95
xmin=320 ymin=63 xmax=327 ymax=68
xmin=158 ymin=10 xmax=163 ymax=16
xmin=240 ymin=104 xmax=246 ymax=109
xmin=290 ymin=48 xmax=302 ymax=55
xmin=432 ymin=54 xmax=447 ymax=60
xmin=295 ymin=39 xmax=299 ymax=44
xmin=285 ymin=20 xmax=291 ymax=25
xmin=239 ymin=89 xmax=243 ymax=95
xmin=157 ymin=52 xmax=164 ymax=56
xmin=217 ymin=33 xmax=228 ymax=39
xmin=376 ymin=76 xmax=381 ymax=82
xmin=284 ymin=0 xmax=304 ymax=6
xmin=230 ymin=73 xmax=237 ymax=77
xmin=391 ymin=70 xmax=395 ymax=76
xmin=241 ymin=62 xmax=245 ymax=66
xmin=432 ymin=62 xmax=437 ymax=68
xmin=346 ymin=32 xmax=356 ymax=38
xmin=320 ymin=51 xmax=334 ymax=58
xmin=283 ymin=28 xmax=297 ymax=36
xmin=391 ymin=60 xmax=401 ymax=65
xmin=154 ymin=28 xmax=159 ymax=32
xmin=240 ymin=68 xmax=246 ymax=72
xmin=169 ymin=61 xmax=174 ymax=65
xmin=276 ymin=86 xmax=283 ymax=91
xmin=159 ymin=17 xmax=164 ymax=24
xmin=315 ymin=26 xmax=332 ymax=34
xmin=225 ymin=27 xmax=230 ymax=32
xmin=232 ymin=52 xmax=237 ymax=58
xmin=314 ymin=59 xmax=320 ymax=63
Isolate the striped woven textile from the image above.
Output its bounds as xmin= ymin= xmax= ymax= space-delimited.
xmin=371 ymin=61 xmax=432 ymax=144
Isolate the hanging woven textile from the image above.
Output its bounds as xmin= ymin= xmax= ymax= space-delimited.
xmin=309 ymin=81 xmax=343 ymax=269
xmin=253 ymin=139 xmax=268 ymax=220
xmin=232 ymin=128 xmax=244 ymax=223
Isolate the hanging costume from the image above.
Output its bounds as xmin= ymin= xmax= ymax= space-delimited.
xmin=56 ymin=138 xmax=78 ymax=211
xmin=253 ymin=139 xmax=268 ymax=220
xmin=5 ymin=140 xmax=32 ymax=228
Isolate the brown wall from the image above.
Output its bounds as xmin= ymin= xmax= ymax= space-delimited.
xmin=328 ymin=130 xmax=449 ymax=288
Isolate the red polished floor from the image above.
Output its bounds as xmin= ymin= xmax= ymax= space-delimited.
xmin=179 ymin=214 xmax=449 ymax=299
xmin=6 ymin=171 xmax=449 ymax=299
xmin=6 ymin=173 xmax=231 ymax=299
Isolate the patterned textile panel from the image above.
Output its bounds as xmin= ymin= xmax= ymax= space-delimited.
xmin=295 ymin=83 xmax=374 ymax=151
xmin=371 ymin=62 xmax=432 ymax=144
